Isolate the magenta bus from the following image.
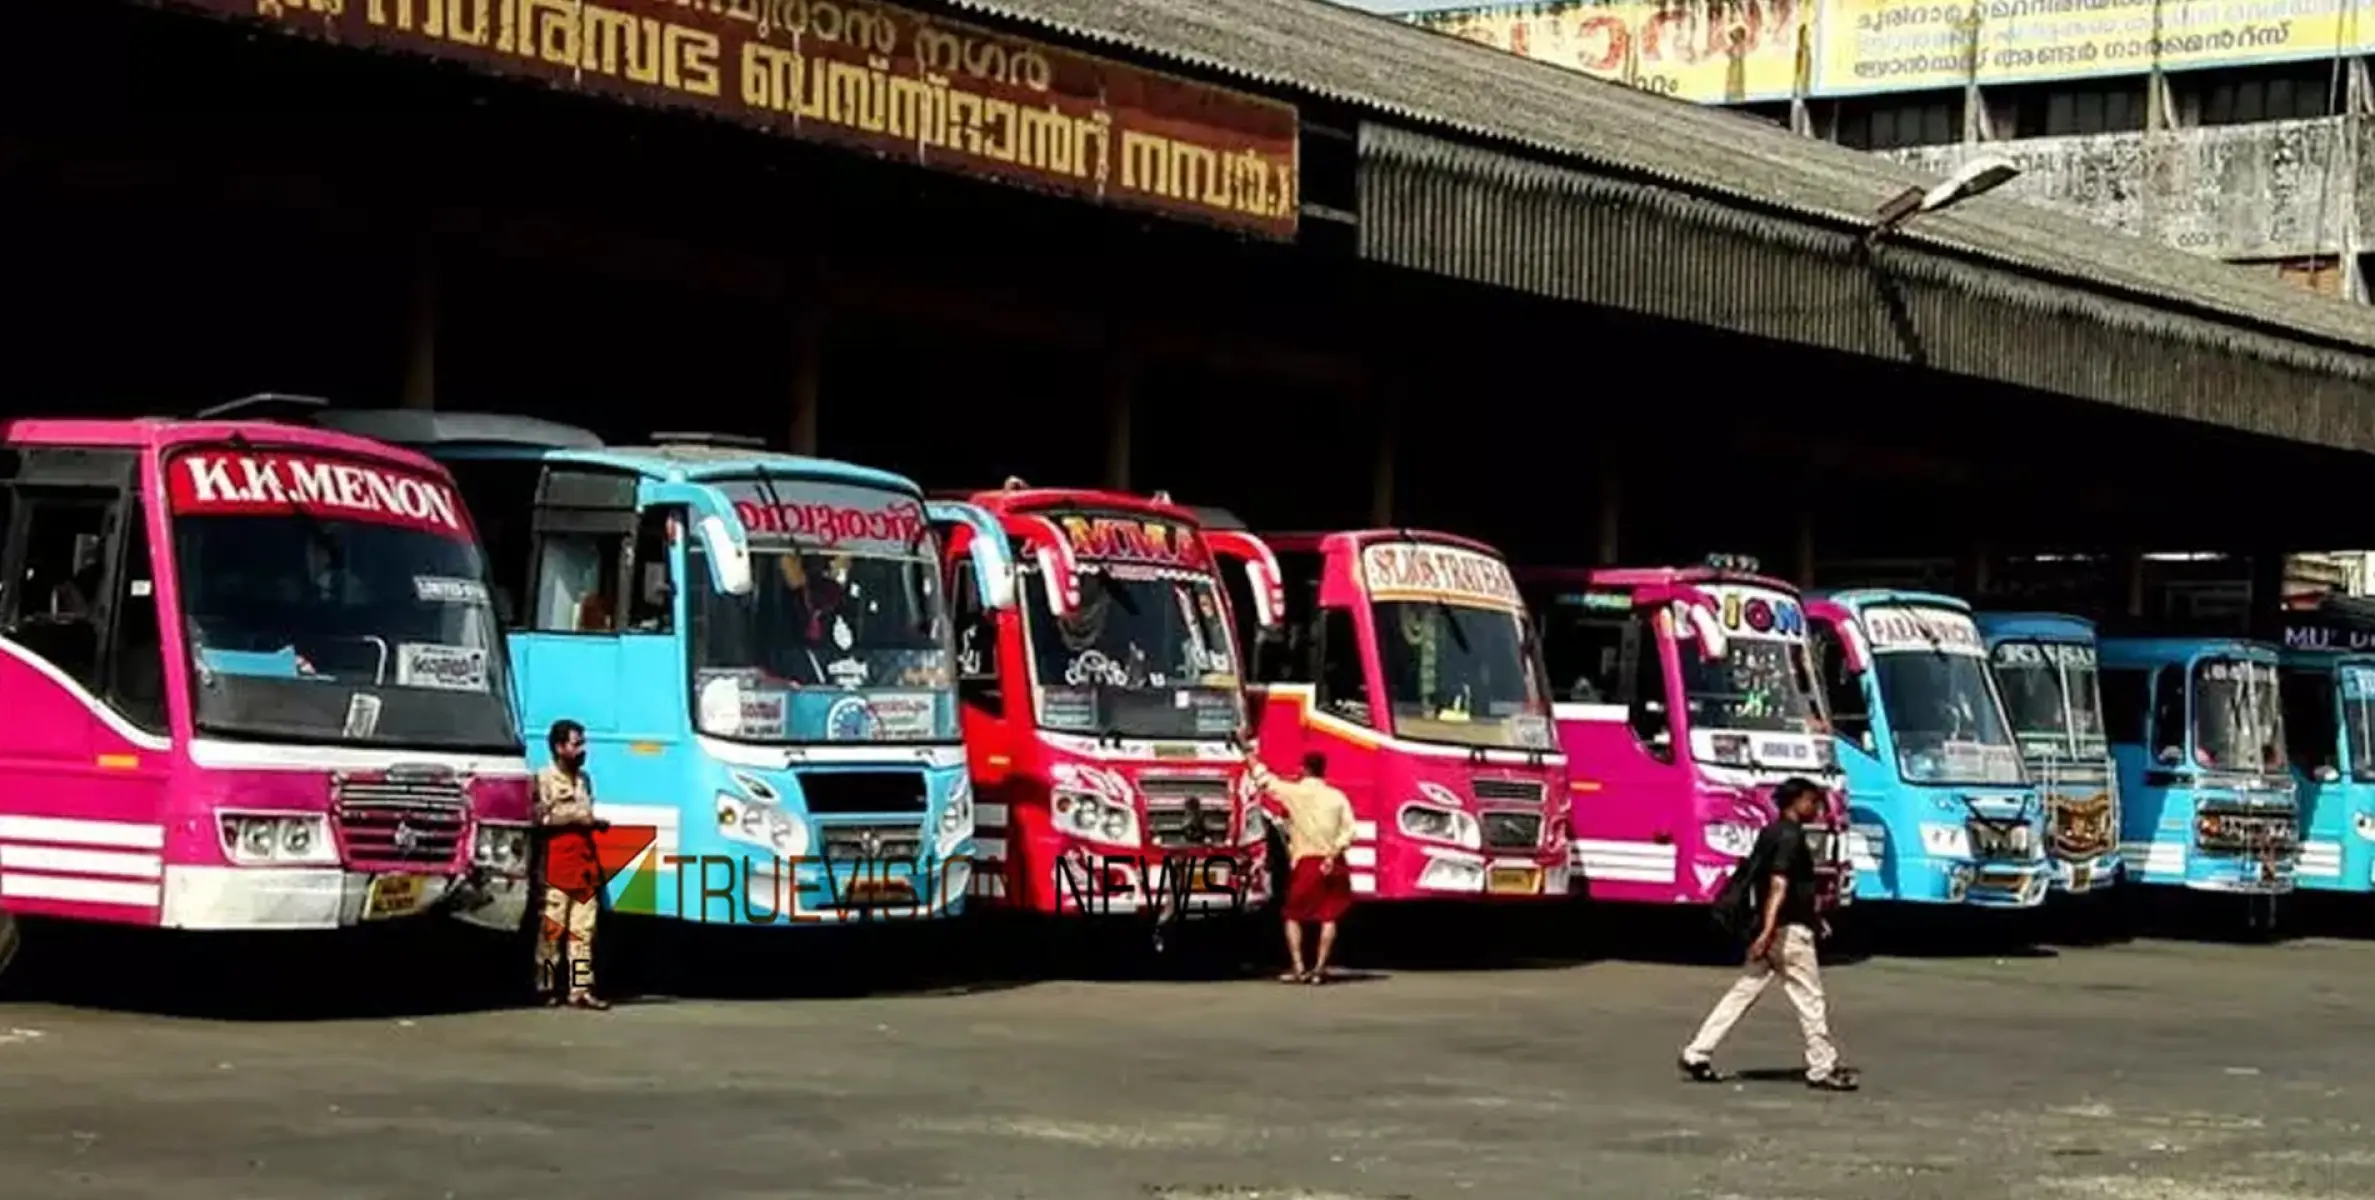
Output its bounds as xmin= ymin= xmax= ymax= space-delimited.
xmin=0 ymin=407 xmax=533 ymax=977
xmin=1519 ymin=565 xmax=1852 ymax=910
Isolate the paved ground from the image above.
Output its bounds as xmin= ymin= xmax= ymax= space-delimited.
xmin=0 ymin=916 xmax=2370 ymax=1200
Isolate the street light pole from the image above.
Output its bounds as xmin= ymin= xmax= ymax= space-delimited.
xmin=1865 ymin=155 xmax=2021 ymax=247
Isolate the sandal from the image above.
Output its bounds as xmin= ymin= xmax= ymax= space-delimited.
xmin=567 ymin=994 xmax=612 ymax=1011
xmin=1304 ymin=970 xmax=1330 ymax=985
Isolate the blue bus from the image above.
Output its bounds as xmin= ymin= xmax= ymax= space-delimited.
xmin=312 ymin=411 xmax=1015 ymax=925
xmin=2095 ymin=638 xmax=2296 ymax=895
xmin=2274 ymin=604 xmax=2375 ymax=896
xmin=1976 ymin=613 xmax=2122 ymax=895
xmin=1806 ymin=590 xmax=2051 ymax=908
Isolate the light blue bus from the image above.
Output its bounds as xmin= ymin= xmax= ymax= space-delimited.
xmin=1976 ymin=613 xmax=2123 ymax=896
xmin=2096 ymin=638 xmax=2297 ymax=895
xmin=2273 ymin=606 xmax=2375 ymax=895
xmin=1806 ymin=590 xmax=2051 ymax=908
xmin=312 ymin=411 xmax=1015 ymax=925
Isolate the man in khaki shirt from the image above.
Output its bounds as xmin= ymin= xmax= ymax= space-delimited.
xmin=1246 ymin=751 xmax=1358 ymax=984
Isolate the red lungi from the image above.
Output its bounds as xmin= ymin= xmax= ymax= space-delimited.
xmin=1283 ymin=856 xmax=1354 ymax=924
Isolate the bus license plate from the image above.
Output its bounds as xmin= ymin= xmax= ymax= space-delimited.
xmin=1487 ymin=866 xmax=1540 ymax=895
xmin=364 ymin=874 xmax=428 ymax=921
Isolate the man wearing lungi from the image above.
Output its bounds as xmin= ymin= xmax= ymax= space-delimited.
xmin=535 ymin=718 xmax=608 ymax=1010
xmin=1246 ymin=751 xmax=1358 ymax=984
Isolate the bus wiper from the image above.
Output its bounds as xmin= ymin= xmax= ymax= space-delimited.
xmin=1434 ymin=597 xmax=1472 ymax=654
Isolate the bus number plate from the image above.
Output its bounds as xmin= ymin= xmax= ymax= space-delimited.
xmin=364 ymin=874 xmax=428 ymax=921
xmin=1487 ymin=867 xmax=1540 ymax=895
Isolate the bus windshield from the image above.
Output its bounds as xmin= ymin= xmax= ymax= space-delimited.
xmin=1373 ymin=599 xmax=1554 ymax=750
xmin=2193 ymin=657 xmax=2285 ymax=774
xmin=167 ymin=447 xmax=520 ymax=752
xmin=1678 ymin=638 xmax=1818 ymax=736
xmin=2343 ymin=664 xmax=2375 ymax=783
xmin=1874 ymin=654 xmax=2023 ymax=785
xmin=688 ymin=544 xmax=954 ymax=744
xmin=1990 ymin=640 xmax=2107 ymax=762
xmin=1023 ymin=565 xmax=1243 ymax=741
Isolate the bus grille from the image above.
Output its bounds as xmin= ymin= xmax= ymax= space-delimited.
xmin=1141 ymin=775 xmax=1232 ymax=849
xmin=1480 ymin=809 xmax=1543 ymax=851
xmin=1472 ymin=779 xmax=1545 ymax=805
xmin=333 ymin=774 xmax=468 ymax=869
xmin=820 ymin=823 xmax=923 ymax=866
xmin=1966 ymin=818 xmax=2035 ymax=861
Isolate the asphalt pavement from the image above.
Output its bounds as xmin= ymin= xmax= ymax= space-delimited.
xmin=0 ymin=914 xmax=2368 ymax=1200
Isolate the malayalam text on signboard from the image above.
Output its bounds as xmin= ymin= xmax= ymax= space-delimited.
xmin=182 ymin=0 xmax=1301 ymax=237
xmin=1817 ymin=0 xmax=2375 ymax=96
xmin=1407 ymin=0 xmax=2375 ymax=97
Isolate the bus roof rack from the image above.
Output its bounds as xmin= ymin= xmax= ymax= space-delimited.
xmin=192 ymin=393 xmax=331 ymax=422
xmin=650 ymin=430 xmax=767 ymax=450
xmin=310 ymin=409 xmax=606 ymax=451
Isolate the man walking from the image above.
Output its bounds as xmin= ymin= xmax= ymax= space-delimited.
xmin=1245 ymin=751 xmax=1357 ymax=984
xmin=1680 ymin=776 xmax=1856 ymax=1091
xmin=536 ymin=718 xmax=608 ymax=1010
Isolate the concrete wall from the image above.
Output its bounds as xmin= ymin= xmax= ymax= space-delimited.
xmin=1883 ymin=116 xmax=2367 ymax=263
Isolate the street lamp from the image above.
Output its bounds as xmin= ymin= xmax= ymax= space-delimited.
xmin=1867 ymin=154 xmax=2020 ymax=245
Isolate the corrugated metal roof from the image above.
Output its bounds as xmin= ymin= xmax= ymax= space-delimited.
xmin=938 ymin=0 xmax=2375 ymax=356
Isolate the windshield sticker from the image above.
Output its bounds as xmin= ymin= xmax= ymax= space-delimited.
xmin=739 ymin=689 xmax=789 ymax=739
xmin=1039 ymin=687 xmax=1097 ymax=730
xmin=864 ymin=693 xmax=938 ymax=741
xmin=396 ymin=642 xmax=489 ymax=692
xmin=343 ymin=692 xmax=383 ymax=739
xmin=1054 ymin=512 xmax=1212 ymax=570
xmin=1555 ymin=591 xmax=1632 ymax=611
xmin=2200 ymin=660 xmax=2277 ymax=684
xmin=826 ymin=656 xmax=871 ymax=689
xmin=1704 ymin=584 xmax=1805 ymax=641
xmin=1996 ymin=641 xmax=2096 ymax=668
xmin=1063 ymin=648 xmax=1132 ymax=688
xmin=413 ymin=575 xmax=490 ymax=606
xmin=1861 ymin=607 xmax=1986 ymax=656
xmin=716 ymin=478 xmax=930 ymax=558
xmin=169 ymin=450 xmax=467 ymax=538
xmin=1361 ymin=542 xmax=1521 ymax=611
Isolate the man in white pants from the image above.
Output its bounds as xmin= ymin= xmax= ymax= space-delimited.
xmin=1680 ymin=777 xmax=1857 ymax=1092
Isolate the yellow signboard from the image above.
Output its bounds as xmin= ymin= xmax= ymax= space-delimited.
xmin=1412 ymin=1 xmax=2375 ymax=99
xmin=1411 ymin=1 xmax=1813 ymax=104
xmin=1815 ymin=0 xmax=2375 ymax=95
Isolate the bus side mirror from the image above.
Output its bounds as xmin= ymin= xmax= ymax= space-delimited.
xmin=925 ymin=500 xmax=1017 ymax=611
xmin=2317 ymin=764 xmax=2341 ymax=783
xmin=649 ymin=481 xmax=754 ymax=597
xmin=696 ymin=516 xmax=752 ymax=597
xmin=1009 ymin=514 xmax=1080 ymax=619
xmin=1804 ymin=601 xmax=1870 ymax=675
xmin=1202 ymin=530 xmax=1285 ymax=631
xmin=1634 ymin=584 xmax=1726 ymax=661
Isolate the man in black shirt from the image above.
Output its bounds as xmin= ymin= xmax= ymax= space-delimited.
xmin=1678 ymin=777 xmax=1856 ymax=1092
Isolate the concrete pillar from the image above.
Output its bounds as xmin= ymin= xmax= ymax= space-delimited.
xmin=1369 ymin=388 xmax=1397 ymax=527
xmin=1102 ymin=347 xmax=1135 ymax=493
xmin=1596 ymin=473 xmax=1621 ymax=565
xmin=400 ymin=244 xmax=437 ymax=410
xmin=788 ymin=300 xmax=820 ymax=456
xmin=2120 ymin=548 xmax=2146 ymax=619
xmin=1959 ymin=542 xmax=1991 ymax=599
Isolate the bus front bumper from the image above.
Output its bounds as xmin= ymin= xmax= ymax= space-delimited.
xmin=158 ymin=865 xmax=529 ymax=932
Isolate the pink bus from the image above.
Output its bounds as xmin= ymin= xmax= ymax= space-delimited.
xmin=1199 ymin=514 xmax=1571 ymax=903
xmin=0 ymin=404 xmax=533 ymax=977
xmin=1518 ymin=565 xmax=1851 ymax=909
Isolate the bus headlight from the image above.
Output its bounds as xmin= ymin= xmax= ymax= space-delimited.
xmin=1702 ymin=822 xmax=1758 ymax=859
xmin=218 ymin=812 xmax=339 ymax=866
xmin=937 ymin=778 xmax=974 ymax=852
xmin=472 ymin=823 xmax=531 ymax=874
xmin=718 ymin=793 xmax=807 ymax=859
xmin=1053 ymin=790 xmax=1138 ymax=846
xmin=1398 ymin=803 xmax=1481 ymax=851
